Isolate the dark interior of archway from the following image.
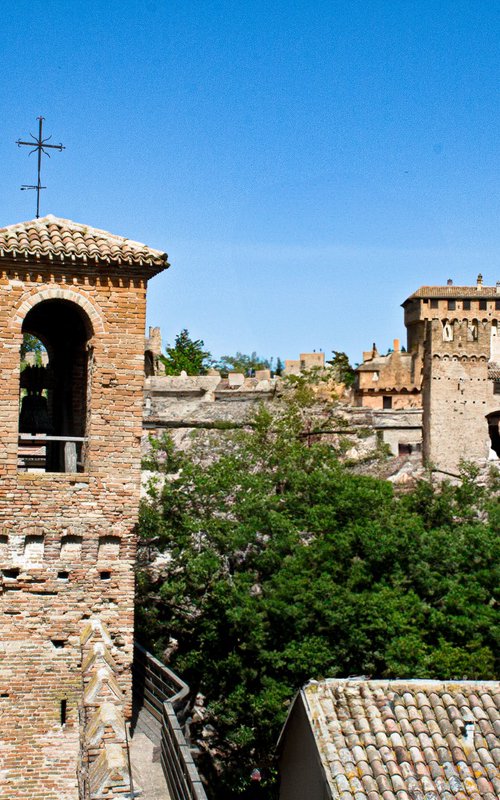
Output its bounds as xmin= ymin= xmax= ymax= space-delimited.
xmin=20 ymin=300 xmax=90 ymax=471
xmin=488 ymin=413 xmax=500 ymax=458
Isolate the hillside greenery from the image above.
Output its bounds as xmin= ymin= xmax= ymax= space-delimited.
xmin=137 ymin=399 xmax=499 ymax=799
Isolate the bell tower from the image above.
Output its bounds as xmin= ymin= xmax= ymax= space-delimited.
xmin=0 ymin=215 xmax=168 ymax=799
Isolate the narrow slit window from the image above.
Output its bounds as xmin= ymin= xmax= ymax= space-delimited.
xmin=60 ymin=699 xmax=67 ymax=725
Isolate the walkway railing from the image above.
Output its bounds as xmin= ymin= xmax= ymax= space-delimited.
xmin=133 ymin=642 xmax=208 ymax=800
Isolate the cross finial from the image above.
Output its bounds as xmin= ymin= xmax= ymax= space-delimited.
xmin=16 ymin=117 xmax=65 ymax=218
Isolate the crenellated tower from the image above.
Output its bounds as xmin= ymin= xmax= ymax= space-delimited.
xmin=403 ymin=275 xmax=500 ymax=472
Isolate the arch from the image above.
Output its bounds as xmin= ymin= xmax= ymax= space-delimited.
xmin=486 ymin=410 xmax=500 ymax=459
xmin=98 ymin=535 xmax=121 ymax=560
xmin=23 ymin=534 xmax=45 ymax=562
xmin=60 ymin=534 xmax=83 ymax=561
xmin=14 ymin=288 xmax=104 ymax=336
xmin=442 ymin=319 xmax=453 ymax=342
xmin=467 ymin=318 xmax=479 ymax=342
xmin=18 ymin=297 xmax=95 ymax=472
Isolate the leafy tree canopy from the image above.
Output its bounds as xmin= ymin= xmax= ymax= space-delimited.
xmin=160 ymin=329 xmax=211 ymax=376
xmin=137 ymin=403 xmax=499 ymax=799
xmin=20 ymin=333 xmax=45 ymax=365
xmin=215 ymin=351 xmax=272 ymax=376
xmin=326 ymin=350 xmax=356 ymax=386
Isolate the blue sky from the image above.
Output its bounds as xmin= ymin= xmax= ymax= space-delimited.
xmin=1 ymin=1 xmax=500 ymax=364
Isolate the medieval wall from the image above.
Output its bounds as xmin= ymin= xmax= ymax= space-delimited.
xmin=0 ymin=262 xmax=146 ymax=800
xmin=142 ymin=374 xmax=423 ymax=469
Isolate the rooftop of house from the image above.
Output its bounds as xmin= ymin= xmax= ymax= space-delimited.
xmin=0 ymin=215 xmax=169 ymax=273
xmin=356 ymin=351 xmax=412 ymax=372
xmin=404 ymin=277 xmax=500 ymax=302
xmin=285 ymin=678 xmax=500 ymax=800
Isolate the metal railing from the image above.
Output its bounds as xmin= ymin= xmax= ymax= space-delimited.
xmin=133 ymin=643 xmax=208 ymax=800
xmin=18 ymin=434 xmax=87 ymax=472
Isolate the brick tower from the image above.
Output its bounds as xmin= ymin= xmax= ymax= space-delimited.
xmin=0 ymin=215 xmax=168 ymax=799
xmin=403 ymin=276 xmax=500 ymax=473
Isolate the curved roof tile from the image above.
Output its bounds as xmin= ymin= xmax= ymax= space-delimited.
xmin=291 ymin=679 xmax=500 ymax=800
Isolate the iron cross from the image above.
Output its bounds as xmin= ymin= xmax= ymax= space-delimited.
xmin=16 ymin=117 xmax=65 ymax=218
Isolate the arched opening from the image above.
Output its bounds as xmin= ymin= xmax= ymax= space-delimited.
xmin=18 ymin=299 xmax=93 ymax=473
xmin=442 ymin=319 xmax=453 ymax=341
xmin=487 ymin=411 xmax=500 ymax=459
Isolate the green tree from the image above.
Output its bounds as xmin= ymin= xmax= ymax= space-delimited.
xmin=20 ymin=333 xmax=44 ymax=366
xmin=215 ymin=351 xmax=271 ymax=376
xmin=326 ymin=350 xmax=356 ymax=386
xmin=160 ymin=329 xmax=211 ymax=375
xmin=137 ymin=410 xmax=499 ymax=799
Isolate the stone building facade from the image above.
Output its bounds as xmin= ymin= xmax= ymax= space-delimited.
xmin=354 ymin=338 xmax=422 ymax=410
xmin=403 ymin=276 xmax=500 ymax=473
xmin=0 ymin=216 xmax=168 ymax=799
xmin=284 ymin=351 xmax=325 ymax=375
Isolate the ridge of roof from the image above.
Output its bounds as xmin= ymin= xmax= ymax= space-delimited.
xmin=0 ymin=215 xmax=169 ymax=273
xmin=406 ymin=285 xmax=500 ymax=299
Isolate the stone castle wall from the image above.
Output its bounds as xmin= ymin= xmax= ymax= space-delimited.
xmin=422 ymin=315 xmax=500 ymax=472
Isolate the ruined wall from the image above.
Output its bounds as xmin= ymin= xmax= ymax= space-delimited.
xmin=0 ymin=262 xmax=147 ymax=800
xmin=142 ymin=375 xmax=423 ymax=469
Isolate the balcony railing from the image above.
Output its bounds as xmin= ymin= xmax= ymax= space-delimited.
xmin=18 ymin=434 xmax=87 ymax=473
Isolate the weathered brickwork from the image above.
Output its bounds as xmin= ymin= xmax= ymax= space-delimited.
xmin=79 ymin=619 xmax=131 ymax=799
xmin=0 ymin=217 xmax=168 ymax=799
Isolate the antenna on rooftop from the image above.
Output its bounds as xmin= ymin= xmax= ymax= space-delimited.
xmin=16 ymin=117 xmax=65 ymax=218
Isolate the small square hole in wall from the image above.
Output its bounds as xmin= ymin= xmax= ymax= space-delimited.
xmin=57 ymin=571 xmax=70 ymax=580
xmin=2 ymin=568 xmax=19 ymax=580
xmin=51 ymin=639 xmax=65 ymax=649
xmin=100 ymin=571 xmax=111 ymax=581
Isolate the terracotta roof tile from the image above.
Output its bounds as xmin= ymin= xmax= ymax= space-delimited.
xmin=300 ymin=679 xmax=500 ymax=800
xmin=406 ymin=286 xmax=500 ymax=299
xmin=0 ymin=215 xmax=169 ymax=273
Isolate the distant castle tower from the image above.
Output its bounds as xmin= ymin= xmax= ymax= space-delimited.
xmin=0 ymin=215 xmax=168 ymax=799
xmin=403 ymin=275 xmax=500 ymax=472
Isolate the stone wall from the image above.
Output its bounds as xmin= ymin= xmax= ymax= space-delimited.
xmin=142 ymin=374 xmax=423 ymax=466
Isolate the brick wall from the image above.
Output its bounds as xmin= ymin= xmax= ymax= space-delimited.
xmin=0 ymin=260 xmax=149 ymax=799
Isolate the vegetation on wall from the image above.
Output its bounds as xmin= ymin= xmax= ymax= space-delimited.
xmin=137 ymin=398 xmax=499 ymax=799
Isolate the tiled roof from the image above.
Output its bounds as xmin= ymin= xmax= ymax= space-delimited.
xmin=0 ymin=215 xmax=169 ymax=272
xmin=356 ymin=353 xmax=413 ymax=372
xmin=487 ymin=364 xmax=500 ymax=381
xmin=300 ymin=678 xmax=500 ymax=800
xmin=407 ymin=286 xmax=500 ymax=299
